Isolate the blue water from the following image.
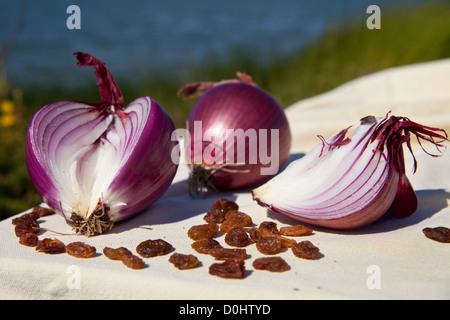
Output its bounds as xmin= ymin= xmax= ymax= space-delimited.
xmin=0 ymin=0 xmax=420 ymax=86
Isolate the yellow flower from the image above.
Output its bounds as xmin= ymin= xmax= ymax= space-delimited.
xmin=0 ymin=100 xmax=16 ymax=127
xmin=0 ymin=114 xmax=16 ymax=127
xmin=1 ymin=99 xmax=14 ymax=114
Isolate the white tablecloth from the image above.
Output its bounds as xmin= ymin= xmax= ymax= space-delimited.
xmin=1 ymin=59 xmax=449 ymax=300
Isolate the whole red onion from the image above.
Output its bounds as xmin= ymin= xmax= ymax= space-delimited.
xmin=180 ymin=78 xmax=292 ymax=196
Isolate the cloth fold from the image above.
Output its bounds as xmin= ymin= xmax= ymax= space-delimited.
xmin=1 ymin=59 xmax=449 ymax=299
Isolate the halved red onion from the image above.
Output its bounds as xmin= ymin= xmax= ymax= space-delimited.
xmin=178 ymin=75 xmax=292 ymax=196
xmin=252 ymin=114 xmax=448 ymax=229
xmin=26 ymin=52 xmax=178 ymax=236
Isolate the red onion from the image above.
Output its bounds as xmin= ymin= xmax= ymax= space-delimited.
xmin=26 ymin=52 xmax=178 ymax=236
xmin=252 ymin=113 xmax=448 ymax=229
xmin=178 ymin=75 xmax=292 ymax=196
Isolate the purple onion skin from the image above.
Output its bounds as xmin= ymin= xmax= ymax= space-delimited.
xmin=188 ymin=82 xmax=292 ymax=190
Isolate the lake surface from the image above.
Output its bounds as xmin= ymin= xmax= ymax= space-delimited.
xmin=0 ymin=0 xmax=422 ymax=86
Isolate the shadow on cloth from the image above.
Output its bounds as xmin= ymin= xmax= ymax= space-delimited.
xmin=267 ymin=188 xmax=450 ymax=235
xmin=109 ymin=151 xmax=306 ymax=234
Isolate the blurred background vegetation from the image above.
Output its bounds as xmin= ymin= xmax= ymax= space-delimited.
xmin=1 ymin=1 xmax=450 ymax=220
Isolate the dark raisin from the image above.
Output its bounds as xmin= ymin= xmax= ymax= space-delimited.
xmin=191 ymin=238 xmax=222 ymax=254
xmin=121 ymin=254 xmax=146 ymax=269
xmin=169 ymin=253 xmax=200 ymax=270
xmin=209 ymin=258 xmax=245 ymax=279
xmin=12 ymin=213 xmax=39 ymax=226
xmin=204 ymin=198 xmax=239 ymax=223
xmin=187 ymin=222 xmax=218 ymax=240
xmin=36 ymin=238 xmax=66 ymax=254
xmin=423 ymin=227 xmax=450 ymax=243
xmin=220 ymin=211 xmax=253 ymax=233
xmin=253 ymin=257 xmax=289 ymax=272
xmin=256 ymin=236 xmax=283 ymax=255
xmin=14 ymin=219 xmax=40 ymax=237
xmin=103 ymin=247 xmax=133 ymax=260
xmin=259 ymin=221 xmax=279 ymax=237
xmin=32 ymin=206 xmax=56 ymax=218
xmin=66 ymin=242 xmax=96 ymax=258
xmin=280 ymin=224 xmax=313 ymax=236
xmin=136 ymin=239 xmax=173 ymax=258
xmin=292 ymin=241 xmax=320 ymax=259
xmin=209 ymin=248 xmax=247 ymax=260
xmin=224 ymin=227 xmax=251 ymax=247
xmin=19 ymin=233 xmax=39 ymax=247
xmin=245 ymin=227 xmax=262 ymax=242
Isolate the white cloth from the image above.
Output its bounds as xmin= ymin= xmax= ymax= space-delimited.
xmin=1 ymin=59 xmax=449 ymax=300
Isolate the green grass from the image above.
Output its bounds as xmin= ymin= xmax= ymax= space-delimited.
xmin=1 ymin=1 xmax=450 ymax=220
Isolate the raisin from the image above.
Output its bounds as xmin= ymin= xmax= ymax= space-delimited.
xmin=31 ymin=206 xmax=56 ymax=218
xmin=256 ymin=236 xmax=283 ymax=255
xmin=121 ymin=254 xmax=146 ymax=270
xmin=12 ymin=213 xmax=39 ymax=226
xmin=275 ymin=235 xmax=296 ymax=248
xmin=14 ymin=219 xmax=39 ymax=237
xmin=36 ymin=238 xmax=66 ymax=254
xmin=224 ymin=227 xmax=251 ymax=247
xmin=253 ymin=257 xmax=289 ymax=272
xmin=19 ymin=232 xmax=39 ymax=247
xmin=280 ymin=225 xmax=313 ymax=236
xmin=204 ymin=198 xmax=239 ymax=223
xmin=259 ymin=221 xmax=279 ymax=237
xmin=209 ymin=258 xmax=245 ymax=279
xmin=220 ymin=211 xmax=253 ymax=233
xmin=66 ymin=242 xmax=96 ymax=258
xmin=169 ymin=253 xmax=200 ymax=270
xmin=209 ymin=248 xmax=247 ymax=260
xmin=191 ymin=238 xmax=222 ymax=254
xmin=245 ymin=227 xmax=262 ymax=242
xmin=136 ymin=239 xmax=173 ymax=258
xmin=187 ymin=222 xmax=219 ymax=240
xmin=103 ymin=247 xmax=133 ymax=260
xmin=423 ymin=227 xmax=450 ymax=243
xmin=292 ymin=241 xmax=320 ymax=259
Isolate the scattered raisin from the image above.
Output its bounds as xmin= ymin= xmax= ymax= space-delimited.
xmin=136 ymin=239 xmax=173 ymax=258
xmin=209 ymin=248 xmax=247 ymax=260
xmin=19 ymin=233 xmax=39 ymax=247
xmin=256 ymin=236 xmax=283 ymax=255
xmin=259 ymin=221 xmax=279 ymax=237
xmin=275 ymin=235 xmax=296 ymax=248
xmin=224 ymin=227 xmax=251 ymax=247
xmin=253 ymin=257 xmax=289 ymax=272
xmin=169 ymin=253 xmax=200 ymax=270
xmin=187 ymin=222 xmax=219 ymax=240
xmin=204 ymin=198 xmax=239 ymax=223
xmin=36 ymin=238 xmax=66 ymax=254
xmin=280 ymin=224 xmax=313 ymax=236
xmin=191 ymin=238 xmax=222 ymax=254
xmin=423 ymin=227 xmax=450 ymax=243
xmin=31 ymin=206 xmax=56 ymax=218
xmin=209 ymin=258 xmax=245 ymax=279
xmin=14 ymin=219 xmax=40 ymax=237
xmin=12 ymin=213 xmax=38 ymax=226
xmin=292 ymin=241 xmax=320 ymax=259
xmin=103 ymin=247 xmax=133 ymax=260
xmin=245 ymin=227 xmax=262 ymax=242
xmin=12 ymin=207 xmax=55 ymax=226
xmin=220 ymin=211 xmax=253 ymax=233
xmin=121 ymin=254 xmax=146 ymax=270
xmin=66 ymin=242 xmax=96 ymax=258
